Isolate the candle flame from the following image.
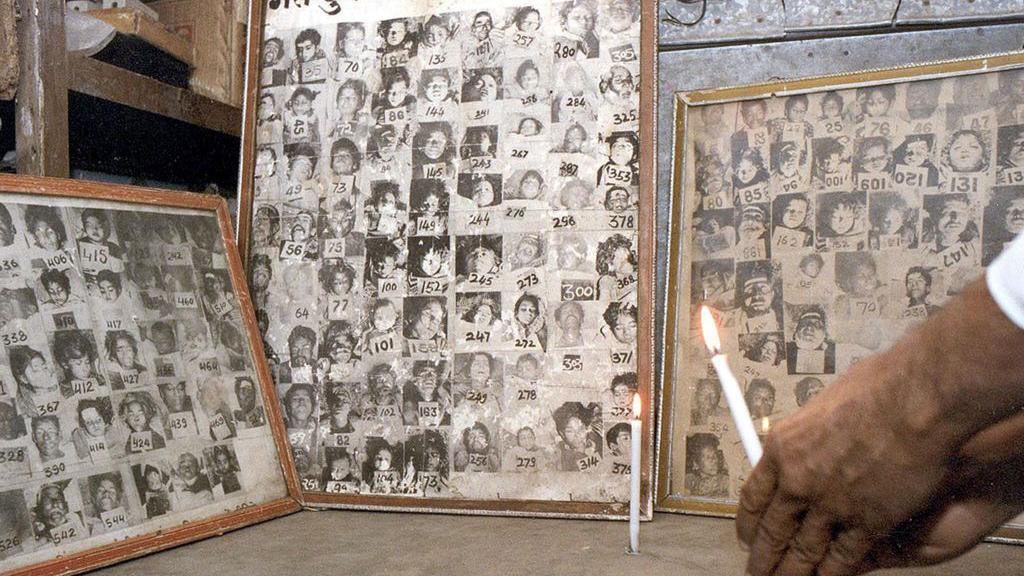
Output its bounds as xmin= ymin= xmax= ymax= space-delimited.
xmin=700 ymin=306 xmax=721 ymax=355
xmin=632 ymin=393 xmax=641 ymax=419
xmin=760 ymin=417 xmax=771 ymax=434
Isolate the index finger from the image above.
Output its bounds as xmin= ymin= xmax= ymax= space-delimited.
xmin=736 ymin=443 xmax=780 ymax=547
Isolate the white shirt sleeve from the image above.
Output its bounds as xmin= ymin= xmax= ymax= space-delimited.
xmin=986 ymin=232 xmax=1024 ymax=330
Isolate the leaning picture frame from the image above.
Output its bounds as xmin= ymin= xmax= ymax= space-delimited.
xmin=657 ymin=52 xmax=1024 ymax=543
xmin=235 ymin=0 xmax=658 ymax=519
xmin=0 ymin=175 xmax=302 ymax=575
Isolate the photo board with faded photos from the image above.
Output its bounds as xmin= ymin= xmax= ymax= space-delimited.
xmin=237 ymin=0 xmax=657 ymax=517
xmin=658 ymin=54 xmax=1024 ymax=542
xmin=0 ymin=176 xmax=300 ymax=576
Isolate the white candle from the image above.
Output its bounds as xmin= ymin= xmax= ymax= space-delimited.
xmin=700 ymin=306 xmax=763 ymax=466
xmin=628 ymin=393 xmax=641 ymax=554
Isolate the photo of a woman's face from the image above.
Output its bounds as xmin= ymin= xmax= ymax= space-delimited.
xmin=125 ymin=401 xmax=148 ymax=432
xmin=114 ymin=338 xmax=135 ymax=368
xmin=67 ymin=354 xmax=92 ymax=380
xmin=81 ymin=407 xmax=106 ymax=437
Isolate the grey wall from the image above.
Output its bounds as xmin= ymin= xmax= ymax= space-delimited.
xmin=653 ymin=21 xmax=1024 ymax=391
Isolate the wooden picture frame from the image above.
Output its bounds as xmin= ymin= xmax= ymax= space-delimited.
xmin=0 ymin=175 xmax=301 ymax=576
xmin=657 ymin=53 xmax=1024 ymax=543
xmin=235 ymin=0 xmax=657 ymax=518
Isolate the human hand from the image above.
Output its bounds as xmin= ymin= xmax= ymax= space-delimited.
xmin=865 ymin=413 xmax=1024 ymax=571
xmin=736 ymin=351 xmax=963 ymax=576
xmin=736 ymin=279 xmax=1024 ymax=576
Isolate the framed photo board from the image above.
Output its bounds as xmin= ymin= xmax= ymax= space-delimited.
xmin=0 ymin=175 xmax=301 ymax=575
xmin=236 ymin=0 xmax=657 ymax=518
xmin=657 ymin=53 xmax=1024 ymax=542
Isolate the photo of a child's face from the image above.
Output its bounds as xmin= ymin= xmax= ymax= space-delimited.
xmin=385 ymin=22 xmax=408 ymax=47
xmin=375 ymin=447 xmax=393 ymax=470
xmin=339 ymin=27 xmax=364 ymax=57
xmin=609 ymin=137 xmax=635 ymax=165
xmin=859 ymin=142 xmax=890 ymax=173
xmin=386 ymin=79 xmax=409 ymax=108
xmin=947 ymin=131 xmax=985 ymax=172
xmin=863 ymin=88 xmax=892 ymax=117
xmin=902 ymin=138 xmax=931 ymax=167
xmin=291 ymin=93 xmax=313 ymax=115
xmin=563 ymin=3 xmax=595 ymax=36
xmin=781 ymin=198 xmax=808 ymax=229
xmin=735 ymin=157 xmax=758 ymax=185
xmin=829 ymin=202 xmax=857 ymax=235
xmin=424 ymin=73 xmax=451 ymax=103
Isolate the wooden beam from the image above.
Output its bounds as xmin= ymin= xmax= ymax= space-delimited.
xmin=68 ymin=54 xmax=242 ymax=137
xmin=15 ymin=0 xmax=70 ymax=176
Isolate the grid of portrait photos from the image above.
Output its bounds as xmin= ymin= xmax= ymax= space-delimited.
xmin=252 ymin=0 xmax=642 ymax=503
xmin=0 ymin=195 xmax=287 ymax=570
xmin=672 ymin=67 xmax=1024 ymax=502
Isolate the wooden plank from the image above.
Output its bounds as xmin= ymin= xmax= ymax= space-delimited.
xmin=67 ymin=54 xmax=242 ymax=136
xmin=86 ymin=8 xmax=194 ymax=65
xmin=15 ymin=0 xmax=70 ymax=176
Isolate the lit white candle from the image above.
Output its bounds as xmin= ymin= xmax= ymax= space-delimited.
xmin=628 ymin=393 xmax=641 ymax=554
xmin=700 ymin=306 xmax=763 ymax=465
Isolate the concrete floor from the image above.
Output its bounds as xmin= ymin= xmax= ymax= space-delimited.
xmin=90 ymin=510 xmax=1021 ymax=576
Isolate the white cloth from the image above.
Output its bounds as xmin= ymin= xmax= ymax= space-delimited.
xmin=987 ymin=232 xmax=1024 ymax=330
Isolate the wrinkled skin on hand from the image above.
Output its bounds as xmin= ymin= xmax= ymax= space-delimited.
xmin=736 ymin=280 xmax=1024 ymax=576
